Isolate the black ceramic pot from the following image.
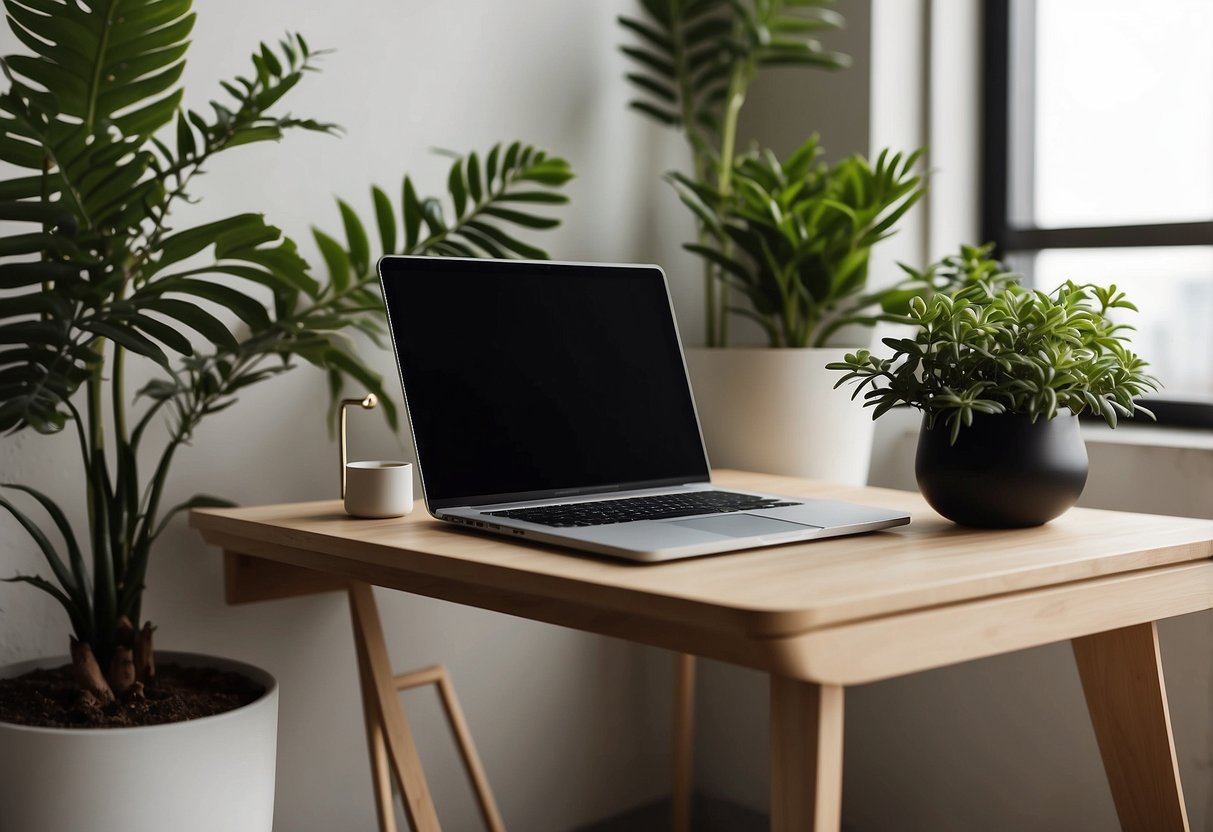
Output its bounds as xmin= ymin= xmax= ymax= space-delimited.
xmin=915 ymin=411 xmax=1088 ymax=528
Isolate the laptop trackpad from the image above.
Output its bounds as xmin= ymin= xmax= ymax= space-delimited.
xmin=669 ymin=514 xmax=821 ymax=538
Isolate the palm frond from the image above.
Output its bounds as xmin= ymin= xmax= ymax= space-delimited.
xmin=3 ymin=0 xmax=194 ymax=136
xmin=309 ymin=141 xmax=574 ymax=420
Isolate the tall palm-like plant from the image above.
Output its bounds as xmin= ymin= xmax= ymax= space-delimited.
xmin=619 ymin=0 xmax=849 ymax=345
xmin=0 ymin=0 xmax=572 ymax=704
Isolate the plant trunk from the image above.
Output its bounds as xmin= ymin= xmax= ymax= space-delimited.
xmin=135 ymin=621 xmax=156 ymax=681
xmin=70 ymin=618 xmax=159 ymax=700
xmin=70 ymin=637 xmax=114 ymax=704
xmin=109 ymin=646 xmax=137 ymax=694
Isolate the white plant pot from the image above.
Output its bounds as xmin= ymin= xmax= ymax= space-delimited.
xmin=0 ymin=651 xmax=278 ymax=832
xmin=685 ymin=347 xmax=875 ymax=485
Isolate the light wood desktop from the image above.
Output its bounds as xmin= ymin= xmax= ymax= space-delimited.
xmin=190 ymin=470 xmax=1213 ymax=832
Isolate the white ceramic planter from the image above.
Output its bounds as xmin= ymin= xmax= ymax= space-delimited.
xmin=0 ymin=651 xmax=278 ymax=832
xmin=684 ymin=347 xmax=875 ymax=485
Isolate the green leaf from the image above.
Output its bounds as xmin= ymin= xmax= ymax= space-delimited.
xmin=495 ymin=190 xmax=570 ymax=205
xmin=448 ymin=158 xmax=468 ymax=218
xmin=313 ymin=228 xmax=351 ymax=291
xmin=78 ymin=320 xmax=170 ymax=367
xmin=372 ymin=186 xmax=397 ymax=254
xmin=463 ymin=221 xmax=547 ymax=260
xmin=114 ymin=88 xmax=184 ymax=137
xmin=338 ymin=199 xmax=370 ymax=275
xmin=466 ymin=152 xmax=483 ymax=203
xmin=420 ymin=198 xmax=445 ymax=236
xmin=156 ymin=214 xmax=268 ymax=272
xmin=629 ymin=100 xmax=681 ymax=127
xmin=137 ymin=298 xmax=237 ymax=349
xmin=3 ymin=574 xmax=87 ymax=640
xmin=621 ymin=46 xmax=676 ymax=79
xmin=129 ymin=313 xmax=195 ymax=356
xmin=517 ymin=160 xmax=574 ymax=186
xmin=96 ymin=63 xmax=186 ymax=121
xmin=479 ymin=207 xmax=560 ymax=229
xmin=176 ymin=107 xmax=197 ymax=158
xmin=618 ymin=16 xmax=675 ymax=52
xmin=459 ymin=227 xmax=508 ymax=259
xmin=0 ymin=491 xmax=86 ymax=616
xmin=150 ymin=277 xmax=272 ymax=330
xmin=485 ymin=144 xmax=500 ymax=190
xmin=402 ymin=176 xmax=422 ymax=251
xmin=626 ymin=72 xmax=678 ymax=103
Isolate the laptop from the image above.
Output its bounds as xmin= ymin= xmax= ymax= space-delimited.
xmin=378 ymin=256 xmax=909 ymax=562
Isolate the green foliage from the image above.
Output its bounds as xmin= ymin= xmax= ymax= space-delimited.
xmin=311 ymin=141 xmax=574 ymax=410
xmin=827 ymin=246 xmax=1160 ymax=443
xmin=619 ymin=0 xmax=848 ymax=161
xmin=675 ymin=136 xmax=930 ymax=347
xmin=0 ymin=0 xmax=396 ymax=674
xmin=619 ymin=0 xmax=858 ymax=346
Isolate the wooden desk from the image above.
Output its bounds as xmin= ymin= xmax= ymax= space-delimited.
xmin=191 ymin=470 xmax=1213 ymax=832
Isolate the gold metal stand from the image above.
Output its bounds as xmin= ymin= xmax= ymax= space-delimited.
xmin=339 ymin=393 xmax=379 ymax=498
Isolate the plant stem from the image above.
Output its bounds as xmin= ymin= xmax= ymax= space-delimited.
xmin=85 ymin=344 xmax=104 ymax=507
xmin=667 ymin=0 xmax=722 ymax=346
xmin=711 ymin=54 xmax=751 ymax=347
xmin=83 ymin=2 xmax=120 ymax=132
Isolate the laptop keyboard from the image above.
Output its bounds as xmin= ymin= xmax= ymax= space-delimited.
xmin=484 ymin=491 xmax=801 ymax=527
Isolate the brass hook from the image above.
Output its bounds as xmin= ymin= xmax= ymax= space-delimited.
xmin=339 ymin=393 xmax=379 ymax=498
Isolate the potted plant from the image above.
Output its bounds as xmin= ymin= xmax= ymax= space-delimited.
xmin=618 ymin=0 xmax=941 ymax=483
xmin=828 ymin=245 xmax=1159 ymax=527
xmin=0 ymin=2 xmax=571 ymax=828
xmin=673 ymin=135 xmax=943 ymax=481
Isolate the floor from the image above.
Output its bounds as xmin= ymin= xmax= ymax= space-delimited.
xmin=574 ymin=794 xmax=767 ymax=832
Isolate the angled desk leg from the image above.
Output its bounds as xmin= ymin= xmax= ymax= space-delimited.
xmin=354 ymin=628 xmax=400 ymax=832
xmin=393 ymin=665 xmax=506 ymax=832
xmin=1072 ymin=622 xmax=1190 ymax=832
xmin=348 ymin=582 xmax=442 ymax=832
xmin=770 ymin=677 xmax=845 ymax=832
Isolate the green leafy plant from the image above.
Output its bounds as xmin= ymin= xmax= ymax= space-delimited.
xmin=828 ymin=246 xmax=1160 ymax=442
xmin=674 ymin=135 xmax=929 ymax=347
xmin=0 ymin=0 xmax=572 ymax=704
xmin=310 ymin=142 xmax=573 ymax=410
xmin=312 ymin=145 xmax=569 ymax=343
xmin=619 ymin=0 xmax=850 ymax=345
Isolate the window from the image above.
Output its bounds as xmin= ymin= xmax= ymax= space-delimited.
xmin=982 ymin=0 xmax=1213 ymax=426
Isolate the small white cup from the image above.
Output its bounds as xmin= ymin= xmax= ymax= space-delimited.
xmin=344 ymin=461 xmax=414 ymax=519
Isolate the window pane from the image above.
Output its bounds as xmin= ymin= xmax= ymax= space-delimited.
xmin=1025 ymin=0 xmax=1213 ymax=228
xmin=1032 ymin=247 xmax=1213 ymax=399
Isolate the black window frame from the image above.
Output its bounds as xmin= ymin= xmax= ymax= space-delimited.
xmin=980 ymin=0 xmax=1213 ymax=429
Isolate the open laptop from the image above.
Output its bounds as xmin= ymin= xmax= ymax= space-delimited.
xmin=378 ymin=256 xmax=909 ymax=562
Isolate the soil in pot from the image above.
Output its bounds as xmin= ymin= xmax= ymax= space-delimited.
xmin=0 ymin=662 xmax=265 ymax=729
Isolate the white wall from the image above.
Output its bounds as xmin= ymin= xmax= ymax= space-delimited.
xmin=0 ymin=3 xmax=696 ymax=829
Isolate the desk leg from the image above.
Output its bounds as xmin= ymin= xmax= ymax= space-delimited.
xmin=348 ymin=582 xmax=442 ymax=832
xmin=1072 ymin=622 xmax=1189 ymax=832
xmin=354 ymin=625 xmax=399 ymax=832
xmin=770 ymin=677 xmax=844 ymax=832
xmin=672 ymin=653 xmax=696 ymax=832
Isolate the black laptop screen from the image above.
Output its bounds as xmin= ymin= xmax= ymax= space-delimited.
xmin=379 ymin=258 xmax=710 ymax=509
